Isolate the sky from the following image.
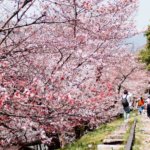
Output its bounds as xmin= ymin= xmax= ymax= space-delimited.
xmin=136 ymin=0 xmax=150 ymax=30
xmin=0 ymin=0 xmax=149 ymax=30
xmin=128 ymin=0 xmax=150 ymax=51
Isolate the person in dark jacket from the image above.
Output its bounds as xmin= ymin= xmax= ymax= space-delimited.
xmin=146 ymin=96 xmax=150 ymax=118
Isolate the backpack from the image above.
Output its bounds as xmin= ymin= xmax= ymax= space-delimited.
xmin=122 ymin=95 xmax=129 ymax=107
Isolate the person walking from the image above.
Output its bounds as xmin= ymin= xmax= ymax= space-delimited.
xmin=121 ymin=90 xmax=131 ymax=122
xmin=146 ymin=96 xmax=150 ymax=118
xmin=137 ymin=97 xmax=145 ymax=115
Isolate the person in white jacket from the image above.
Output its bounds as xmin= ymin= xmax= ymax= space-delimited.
xmin=122 ymin=90 xmax=132 ymax=122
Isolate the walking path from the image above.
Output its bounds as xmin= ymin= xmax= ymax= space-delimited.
xmin=97 ymin=121 xmax=129 ymax=150
xmin=133 ymin=113 xmax=150 ymax=150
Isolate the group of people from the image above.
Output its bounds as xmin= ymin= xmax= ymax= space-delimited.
xmin=121 ymin=89 xmax=150 ymax=121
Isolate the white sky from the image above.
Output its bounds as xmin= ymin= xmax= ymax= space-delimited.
xmin=136 ymin=0 xmax=150 ymax=30
xmin=0 ymin=0 xmax=149 ymax=31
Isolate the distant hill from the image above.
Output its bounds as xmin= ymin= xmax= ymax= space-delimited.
xmin=125 ymin=33 xmax=146 ymax=51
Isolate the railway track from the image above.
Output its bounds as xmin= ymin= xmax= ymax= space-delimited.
xmin=97 ymin=118 xmax=137 ymax=150
xmin=125 ymin=118 xmax=137 ymax=150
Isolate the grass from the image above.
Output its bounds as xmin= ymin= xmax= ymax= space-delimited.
xmin=59 ymin=118 xmax=123 ymax=150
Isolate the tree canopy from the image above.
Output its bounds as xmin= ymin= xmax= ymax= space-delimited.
xmin=139 ymin=26 xmax=150 ymax=70
xmin=0 ymin=0 xmax=148 ymax=149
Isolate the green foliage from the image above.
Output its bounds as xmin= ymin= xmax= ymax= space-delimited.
xmin=139 ymin=25 xmax=150 ymax=70
xmin=145 ymin=26 xmax=150 ymax=49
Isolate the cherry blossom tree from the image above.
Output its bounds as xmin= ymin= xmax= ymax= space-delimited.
xmin=0 ymin=0 xmax=144 ymax=149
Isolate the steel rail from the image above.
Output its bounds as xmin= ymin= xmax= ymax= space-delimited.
xmin=125 ymin=118 xmax=137 ymax=150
